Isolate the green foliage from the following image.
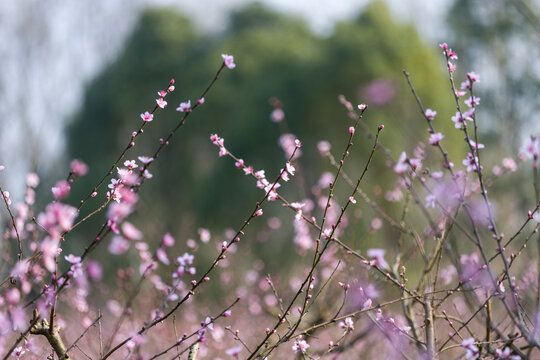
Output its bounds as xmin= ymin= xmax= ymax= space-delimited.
xmin=68 ymin=2 xmax=462 ymax=272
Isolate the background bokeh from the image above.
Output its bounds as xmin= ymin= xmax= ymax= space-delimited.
xmin=1 ymin=1 xmax=540 ymax=357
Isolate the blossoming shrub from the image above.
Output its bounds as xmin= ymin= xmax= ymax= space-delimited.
xmin=1 ymin=45 xmax=539 ymax=360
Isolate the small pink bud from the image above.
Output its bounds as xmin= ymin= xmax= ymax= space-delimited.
xmin=203 ymin=276 xmax=210 ymax=282
xmin=91 ymin=191 xmax=97 ymax=197
xmin=378 ymin=124 xmax=384 ymax=130
xmin=358 ymin=104 xmax=367 ymax=110
xmin=349 ymin=126 xmax=355 ymax=135
xmin=191 ymin=280 xmax=197 ymax=286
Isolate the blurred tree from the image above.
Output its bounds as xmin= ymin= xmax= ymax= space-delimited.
xmin=447 ymin=0 xmax=540 ymax=151
xmin=68 ymin=1 xmax=461 ymax=273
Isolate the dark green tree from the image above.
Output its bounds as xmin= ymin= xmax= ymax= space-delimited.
xmin=68 ymin=2 xmax=461 ymax=272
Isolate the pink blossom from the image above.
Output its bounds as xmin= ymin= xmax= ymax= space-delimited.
xmin=464 ymin=96 xmax=480 ymax=107
xmin=254 ymin=209 xmax=264 ymax=216
xmin=177 ymin=252 xmax=194 ymax=266
xmin=502 ymin=157 xmax=517 ymax=171
xmin=37 ymin=202 xmax=78 ymax=235
xmin=157 ymin=90 xmax=167 ymax=98
xmin=27 ymin=172 xmax=40 ymax=188
xmin=10 ymin=306 xmax=26 ymax=331
xmin=279 ymin=134 xmax=301 ymax=159
xmin=243 ymin=166 xmax=253 ymax=175
xmin=140 ymin=112 xmax=154 ymax=123
xmin=11 ymin=346 xmax=25 ymax=358
xmin=51 ymin=180 xmax=71 ymax=200
xmin=156 ymin=98 xmax=167 ymax=109
xmin=2 ymin=190 xmax=11 ymax=205
xmin=40 ymin=236 xmax=60 ymax=272
xmin=70 ymin=159 xmax=88 ymax=176
xmin=163 ymin=233 xmax=175 ymax=247
xmin=156 ymin=247 xmax=169 ymax=265
xmin=469 ymin=140 xmax=484 ymax=150
xmin=393 ymin=152 xmax=408 ymax=174
xmin=318 ymin=172 xmax=334 ymax=189
xmin=431 ymin=171 xmax=444 ymax=180
xmin=425 ymin=108 xmax=437 ymax=119
xmin=460 ymin=80 xmax=471 ymax=90
xmin=366 ymin=248 xmax=389 ymax=269
xmin=467 ymin=72 xmax=480 ymax=82
xmin=339 ymin=317 xmax=354 ymax=331
xmin=358 ymin=103 xmax=367 ymax=110
xmin=122 ymin=221 xmax=143 ymax=240
xmin=198 ymin=228 xmax=211 ymax=243
xmin=463 ymin=108 xmax=475 ymax=120
xmin=64 ymin=254 xmax=81 ymax=264
xmin=462 ymin=153 xmax=479 ymax=172
xmin=270 ymin=108 xmax=284 ymax=122
xmin=107 ymin=201 xmax=134 ymax=222
xmin=138 ymin=156 xmax=154 ymax=165
xmin=87 ymin=261 xmax=103 ymax=280
xmin=292 ymin=339 xmax=310 ymax=354
xmin=425 ymin=194 xmax=436 ymax=208
xmin=362 ymin=298 xmax=372 ymax=310
xmin=234 ymin=159 xmax=244 ymax=168
xmin=197 ymin=97 xmax=205 ymax=104
xmin=143 ymin=169 xmax=152 ymax=179
xmin=349 ymin=126 xmax=355 ymax=135
xmin=176 ymin=100 xmax=191 ymax=112
xmin=519 ymin=136 xmax=539 ymax=160
xmin=285 ymin=162 xmax=295 ymax=176
xmin=221 ymin=54 xmax=236 ymax=69
xmin=429 ymin=132 xmax=444 ymax=145
xmin=462 ymin=338 xmax=479 ymax=359
xmin=317 ymin=140 xmax=331 ymax=156
xmin=109 ymin=236 xmax=129 ymax=255
xmin=452 ymin=111 xmax=465 ymax=129
xmin=6 ymin=288 xmax=21 ymax=304
xmin=448 ymin=61 xmax=456 ymax=72
xmin=124 ymin=160 xmax=138 ymax=169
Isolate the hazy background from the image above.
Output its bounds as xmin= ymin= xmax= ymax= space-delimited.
xmin=1 ymin=0 xmax=539 ymax=274
xmin=0 ymin=0 xmax=451 ymax=194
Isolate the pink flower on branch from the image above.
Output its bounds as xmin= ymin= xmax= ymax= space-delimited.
xmin=367 ymin=248 xmax=389 ymax=269
xmin=140 ymin=111 xmax=154 ymax=122
xmin=221 ymin=54 xmax=236 ymax=69
xmin=429 ymin=132 xmax=444 ymax=145
xmin=176 ymin=100 xmax=191 ymax=113
xmin=156 ymin=98 xmax=167 ymax=109
xmin=70 ymin=159 xmax=88 ymax=176
xmin=425 ymin=108 xmax=437 ymax=119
